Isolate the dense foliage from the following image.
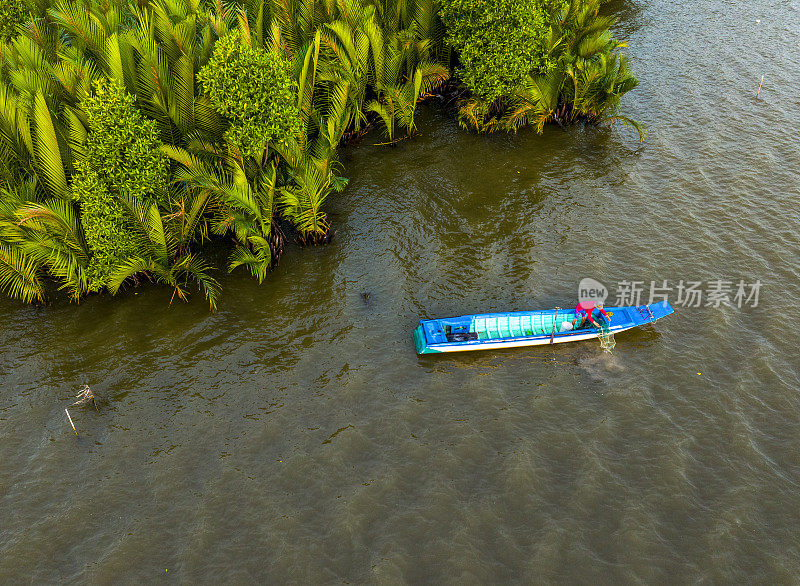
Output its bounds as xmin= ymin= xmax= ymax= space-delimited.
xmin=81 ymin=79 xmax=168 ymax=202
xmin=0 ymin=1 xmax=28 ymax=42
xmin=76 ymin=79 xmax=168 ymax=290
xmin=440 ymin=0 xmax=556 ymax=101
xmin=448 ymin=0 xmax=644 ymax=135
xmin=0 ymin=0 xmax=641 ymax=309
xmin=198 ymin=34 xmax=301 ymax=158
xmin=72 ymin=164 xmax=138 ymax=292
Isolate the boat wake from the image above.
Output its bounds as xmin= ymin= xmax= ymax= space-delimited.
xmin=577 ymin=350 xmax=625 ymax=381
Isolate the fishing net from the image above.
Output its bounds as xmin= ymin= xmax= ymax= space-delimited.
xmin=598 ymin=321 xmax=616 ymax=352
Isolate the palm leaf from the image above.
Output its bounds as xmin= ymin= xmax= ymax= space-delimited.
xmin=16 ymin=229 xmax=88 ymax=300
xmin=16 ymin=198 xmax=89 ymax=259
xmin=366 ymin=98 xmax=395 ymax=139
xmin=227 ymin=243 xmax=270 ymax=282
xmin=106 ymin=256 xmax=163 ymax=294
xmin=603 ymin=114 xmax=646 ymax=143
xmin=31 ymin=91 xmax=69 ymax=199
xmin=172 ymin=251 xmax=221 ymax=310
xmin=0 ymin=242 xmax=45 ymax=303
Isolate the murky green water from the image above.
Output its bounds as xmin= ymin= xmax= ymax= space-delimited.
xmin=3 ymin=0 xmax=800 ymax=581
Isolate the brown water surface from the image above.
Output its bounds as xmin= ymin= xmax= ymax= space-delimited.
xmin=2 ymin=0 xmax=800 ymax=581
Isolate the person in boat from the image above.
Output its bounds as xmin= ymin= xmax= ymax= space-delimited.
xmin=572 ymin=301 xmax=611 ymax=329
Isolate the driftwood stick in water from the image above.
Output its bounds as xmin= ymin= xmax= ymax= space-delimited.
xmin=756 ymin=75 xmax=764 ymax=99
xmin=65 ymin=408 xmax=78 ymax=436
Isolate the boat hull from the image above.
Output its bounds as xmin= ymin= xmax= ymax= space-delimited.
xmin=414 ymin=302 xmax=673 ymax=355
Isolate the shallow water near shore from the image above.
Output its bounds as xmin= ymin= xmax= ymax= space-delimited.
xmin=2 ymin=0 xmax=800 ymax=581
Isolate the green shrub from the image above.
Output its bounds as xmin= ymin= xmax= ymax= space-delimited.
xmin=197 ymin=34 xmax=301 ymax=159
xmin=81 ymin=78 xmax=168 ymax=203
xmin=440 ymin=0 xmax=563 ymax=102
xmin=0 ymin=1 xmax=28 ymax=43
xmin=72 ymin=163 xmax=138 ymax=291
xmin=76 ymin=78 xmax=168 ymax=291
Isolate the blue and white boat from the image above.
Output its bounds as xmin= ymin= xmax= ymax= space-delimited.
xmin=413 ymin=302 xmax=674 ymax=354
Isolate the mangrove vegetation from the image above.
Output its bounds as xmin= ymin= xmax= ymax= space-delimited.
xmin=0 ymin=0 xmax=641 ymax=309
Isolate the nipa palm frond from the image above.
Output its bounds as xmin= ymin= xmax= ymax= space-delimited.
xmin=170 ymin=251 xmax=221 ymax=310
xmin=227 ymin=243 xmax=271 ymax=283
xmin=31 ymin=91 xmax=70 ymax=199
xmin=0 ymin=241 xmax=45 ymax=303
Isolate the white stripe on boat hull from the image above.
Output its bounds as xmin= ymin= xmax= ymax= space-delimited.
xmin=427 ymin=326 xmax=633 ymax=353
